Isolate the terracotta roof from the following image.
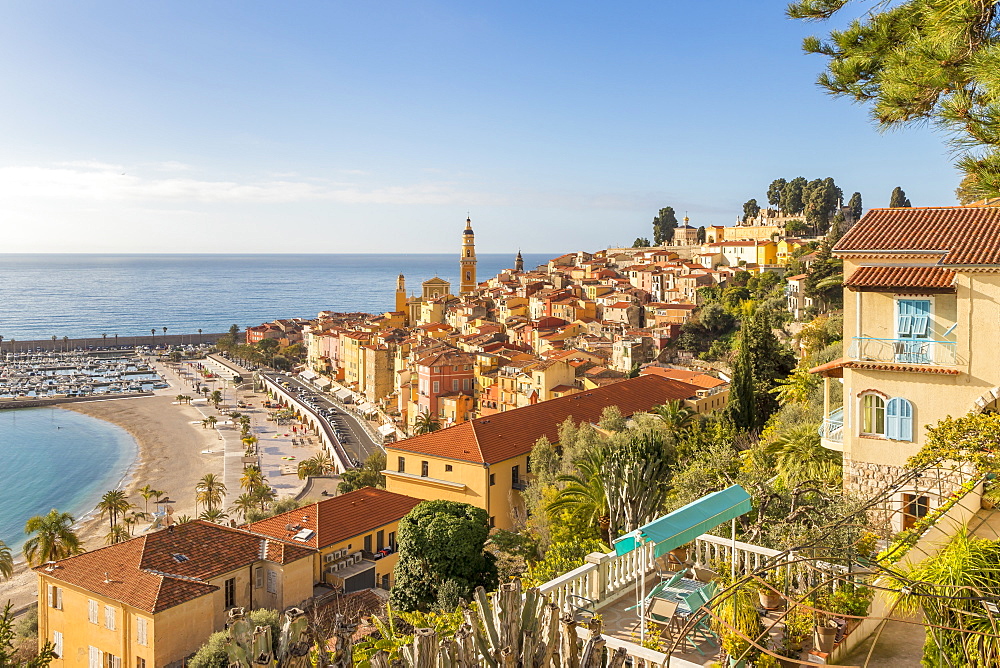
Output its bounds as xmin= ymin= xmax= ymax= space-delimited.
xmin=247 ymin=487 xmax=421 ymax=549
xmin=835 ymin=206 xmax=1000 ymax=265
xmin=639 ymin=366 xmax=726 ymax=389
xmin=808 ymin=357 xmax=959 ymax=376
xmin=843 ymin=266 xmax=956 ymax=292
xmin=387 ymin=375 xmax=701 ymax=464
xmin=34 ymin=521 xmax=312 ymax=613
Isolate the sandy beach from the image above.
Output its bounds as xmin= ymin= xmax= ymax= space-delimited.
xmin=0 ymin=358 xmax=325 ymax=614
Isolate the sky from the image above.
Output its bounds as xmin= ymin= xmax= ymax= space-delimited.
xmin=0 ymin=1 xmax=963 ymax=254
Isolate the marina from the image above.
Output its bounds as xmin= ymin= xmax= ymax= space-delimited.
xmin=0 ymin=350 xmax=167 ymax=399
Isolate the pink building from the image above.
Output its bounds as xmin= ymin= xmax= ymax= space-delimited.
xmin=415 ymin=349 xmax=477 ymax=419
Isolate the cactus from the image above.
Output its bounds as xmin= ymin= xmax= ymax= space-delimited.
xmin=370 ymin=579 xmax=625 ymax=668
xmin=224 ymin=608 xmax=313 ymax=668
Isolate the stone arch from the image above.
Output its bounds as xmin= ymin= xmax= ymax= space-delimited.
xmin=972 ymin=387 xmax=1000 ymax=413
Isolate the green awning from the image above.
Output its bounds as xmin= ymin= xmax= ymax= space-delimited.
xmin=612 ymin=485 xmax=752 ymax=558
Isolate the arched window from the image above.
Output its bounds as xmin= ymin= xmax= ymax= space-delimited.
xmin=862 ymin=394 xmax=885 ymax=436
xmin=886 ymin=397 xmax=914 ymax=441
xmin=465 ymin=272 xmax=471 ymax=281
xmin=466 ymin=249 xmax=471 ymax=257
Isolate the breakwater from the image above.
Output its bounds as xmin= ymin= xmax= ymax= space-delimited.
xmin=0 ymin=332 xmax=226 ymax=353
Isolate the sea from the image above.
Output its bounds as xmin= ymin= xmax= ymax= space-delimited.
xmin=0 ymin=253 xmax=552 ymax=340
xmin=0 ymin=253 xmax=551 ymax=554
xmin=0 ymin=407 xmax=138 ymax=552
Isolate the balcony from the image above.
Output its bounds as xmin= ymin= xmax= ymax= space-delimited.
xmin=848 ymin=336 xmax=957 ymax=366
xmin=819 ymin=406 xmax=844 ymax=451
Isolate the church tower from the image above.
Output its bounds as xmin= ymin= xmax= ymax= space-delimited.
xmin=514 ymin=250 xmax=524 ymax=273
xmin=460 ymin=217 xmax=477 ymax=295
xmin=395 ymin=273 xmax=406 ymax=314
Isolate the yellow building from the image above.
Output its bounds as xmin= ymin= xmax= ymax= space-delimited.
xmin=247 ymin=487 xmax=421 ymax=592
xmin=384 ymin=374 xmax=704 ymax=529
xmin=812 ymin=206 xmax=1000 ymax=529
xmin=36 ymin=521 xmax=313 ymax=668
xmin=340 ymin=331 xmax=372 ymax=389
xmin=362 ymin=344 xmax=395 ymax=403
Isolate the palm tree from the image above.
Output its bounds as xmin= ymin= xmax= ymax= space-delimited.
xmin=50 ymin=335 xmax=56 ymax=350
xmin=413 ymin=411 xmax=441 ymax=435
xmin=198 ymin=328 xmax=203 ymax=344
xmin=242 ymin=435 xmax=259 ymax=456
xmin=150 ymin=328 xmax=156 ymax=346
xmin=547 ymin=450 xmax=611 ymax=543
xmin=104 ymin=525 xmax=131 ymax=545
xmin=138 ymin=484 xmax=159 ymax=514
xmin=0 ymin=540 xmax=12 ymax=580
xmin=651 ymin=399 xmax=696 ymax=432
xmin=251 ymin=484 xmax=276 ymax=512
xmin=210 ymin=390 xmax=223 ymax=409
xmin=102 ymin=333 xmax=107 ymax=348
xmin=195 ymin=473 xmax=227 ymax=513
xmin=199 ymin=507 xmax=229 ymax=524
xmin=123 ymin=510 xmax=148 ymax=536
xmin=765 ymin=425 xmax=841 ymax=486
xmin=95 ymin=489 xmax=131 ymax=531
xmin=23 ymin=509 xmax=83 ymax=566
xmin=241 ymin=465 xmax=265 ymax=492
xmin=62 ymin=335 xmax=68 ymax=352
xmin=173 ymin=515 xmax=193 ymax=525
xmin=175 ymin=394 xmax=186 ymax=404
xmin=230 ymin=493 xmax=258 ymax=523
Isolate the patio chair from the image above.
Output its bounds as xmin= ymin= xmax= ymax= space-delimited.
xmin=693 ymin=567 xmax=719 ymax=583
xmin=644 ymin=598 xmax=679 ymax=644
xmin=567 ymin=594 xmax=597 ymax=623
xmin=663 ymin=570 xmax=686 ymax=589
xmin=675 ymin=586 xmax=720 ymax=656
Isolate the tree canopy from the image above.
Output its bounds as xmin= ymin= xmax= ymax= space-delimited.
xmin=389 ymin=500 xmax=498 ymax=612
xmin=651 ymin=207 xmax=677 ymax=245
xmin=788 ymin=0 xmax=1000 ymax=198
xmin=889 ymin=186 xmax=912 ymax=208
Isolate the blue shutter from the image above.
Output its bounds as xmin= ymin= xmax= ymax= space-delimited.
xmin=886 ymin=397 xmax=914 ymax=441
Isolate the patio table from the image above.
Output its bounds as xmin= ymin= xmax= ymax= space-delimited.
xmin=628 ymin=577 xmax=709 ymax=616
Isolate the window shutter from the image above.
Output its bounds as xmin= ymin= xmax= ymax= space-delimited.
xmin=105 ymin=605 xmax=115 ymax=630
xmin=885 ymin=398 xmax=900 ymax=440
xmin=89 ymin=646 xmax=101 ymax=668
xmin=89 ymin=599 xmax=99 ymax=624
xmin=47 ymin=585 xmax=53 ymax=608
xmin=136 ymin=616 xmax=147 ymax=646
xmin=886 ymin=398 xmax=914 ymax=442
xmin=912 ymin=316 xmax=930 ymax=337
xmin=56 ymin=588 xmax=62 ymax=610
xmin=53 ymin=631 xmax=63 ymax=658
xmin=255 ymin=566 xmax=264 ymax=588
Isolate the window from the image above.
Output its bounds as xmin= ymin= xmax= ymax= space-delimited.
xmin=105 ymin=654 xmax=122 ymax=668
xmin=896 ymin=299 xmax=932 ymax=363
xmin=445 ymin=464 xmax=453 ymax=472
xmin=225 ymin=577 xmax=236 ymax=607
xmin=489 ymin=473 xmax=495 ymax=486
xmin=453 ymin=379 xmax=459 ymax=391
xmin=48 ymin=585 xmax=62 ymax=610
xmin=137 ymin=659 xmax=147 ymax=668
xmin=489 ymin=516 xmax=496 ymax=528
xmin=88 ymin=599 xmax=99 ymax=624
xmin=389 ymin=532 xmax=396 ymax=550
xmin=136 ymin=616 xmax=148 ymax=646
xmin=53 ymin=631 xmax=62 ymax=658
xmin=364 ymin=534 xmax=373 ymax=553
xmin=421 ymin=461 xmax=429 ymax=477
xmin=104 ymin=605 xmax=116 ymax=631
xmin=433 ymin=381 xmax=439 ymax=393
xmin=255 ymin=566 xmax=264 ymax=588
xmin=89 ymin=646 xmax=102 ymax=668
xmin=903 ymin=494 xmax=930 ymax=530
xmin=377 ymin=530 xmax=385 ymax=551
xmin=381 ymin=574 xmax=390 ymax=589
xmin=266 ymin=570 xmax=277 ymax=594
xmin=862 ymin=394 xmax=885 ymax=435
xmin=511 ymin=465 xmax=520 ymax=487
xmin=886 ymin=397 xmax=914 ymax=441
xmin=398 ymin=457 xmax=405 ymax=473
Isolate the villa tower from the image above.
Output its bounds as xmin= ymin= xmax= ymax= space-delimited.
xmin=460 ymin=217 xmax=477 ymax=295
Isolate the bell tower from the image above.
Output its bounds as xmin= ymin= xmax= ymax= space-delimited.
xmin=460 ymin=217 xmax=477 ymax=295
xmin=395 ymin=273 xmax=406 ymax=314
xmin=514 ymin=250 xmax=524 ymax=273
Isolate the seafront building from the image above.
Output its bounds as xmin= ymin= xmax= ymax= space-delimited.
xmin=35 ymin=488 xmax=418 ymax=667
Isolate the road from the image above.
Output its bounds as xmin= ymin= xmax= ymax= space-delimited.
xmin=263 ymin=371 xmax=381 ymax=466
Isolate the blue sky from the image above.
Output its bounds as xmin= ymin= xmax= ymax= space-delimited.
xmin=0 ymin=1 xmax=960 ymax=253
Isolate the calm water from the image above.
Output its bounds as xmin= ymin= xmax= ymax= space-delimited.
xmin=0 ymin=407 xmax=138 ymax=552
xmin=0 ymin=253 xmax=551 ymax=340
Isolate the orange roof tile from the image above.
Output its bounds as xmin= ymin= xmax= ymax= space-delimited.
xmin=843 ymin=266 xmax=956 ymax=292
xmin=835 ymin=206 xmax=1000 ymax=265
xmin=247 ymin=487 xmax=421 ymax=549
xmin=387 ymin=375 xmax=701 ymax=464
xmin=34 ymin=521 xmax=312 ymax=613
xmin=639 ymin=366 xmax=726 ymax=389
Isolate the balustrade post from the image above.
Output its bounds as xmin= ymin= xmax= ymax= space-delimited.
xmin=585 ymin=552 xmax=612 ymax=602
